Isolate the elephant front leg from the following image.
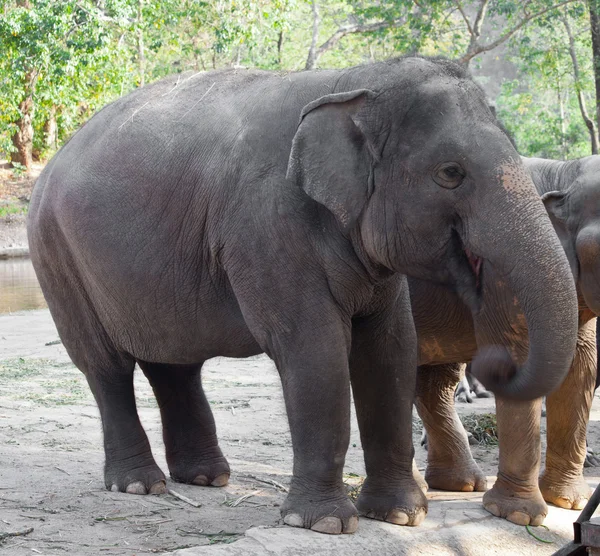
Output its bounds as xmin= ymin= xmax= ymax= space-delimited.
xmin=539 ymin=319 xmax=596 ymax=510
xmin=483 ymin=397 xmax=547 ymax=526
xmin=415 ymin=363 xmax=487 ymax=492
xmin=272 ymin=320 xmax=358 ymax=535
xmin=350 ymin=296 xmax=428 ymax=526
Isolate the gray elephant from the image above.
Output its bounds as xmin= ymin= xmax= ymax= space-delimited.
xmin=27 ymin=57 xmax=577 ymax=535
xmin=413 ymin=154 xmax=600 ymax=526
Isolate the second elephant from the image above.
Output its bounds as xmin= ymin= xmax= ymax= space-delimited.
xmin=412 ymin=154 xmax=600 ymax=525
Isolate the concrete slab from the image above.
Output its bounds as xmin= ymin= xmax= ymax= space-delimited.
xmin=169 ymin=488 xmax=584 ymax=556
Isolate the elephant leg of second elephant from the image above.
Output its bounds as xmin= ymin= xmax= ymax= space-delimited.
xmin=138 ymin=362 xmax=231 ymax=487
xmin=540 ymin=319 xmax=596 ymax=509
xmin=482 ymin=397 xmax=547 ymax=526
xmin=415 ymin=363 xmax=486 ymax=492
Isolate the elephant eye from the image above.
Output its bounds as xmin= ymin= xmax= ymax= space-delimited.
xmin=433 ymin=162 xmax=465 ymax=189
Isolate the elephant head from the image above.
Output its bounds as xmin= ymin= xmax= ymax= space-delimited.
xmin=287 ymin=56 xmax=578 ymax=400
xmin=539 ymin=156 xmax=600 ymax=315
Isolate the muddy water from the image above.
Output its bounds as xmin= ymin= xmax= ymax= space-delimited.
xmin=0 ymin=257 xmax=46 ymax=314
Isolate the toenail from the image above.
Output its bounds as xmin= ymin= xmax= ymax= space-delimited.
xmin=311 ymin=516 xmax=342 ymax=535
xmin=283 ymin=514 xmax=304 ymax=527
xmin=484 ymin=503 xmax=500 ymax=517
xmin=149 ymin=481 xmax=167 ymax=494
xmin=344 ymin=515 xmax=359 ymax=534
xmin=411 ymin=509 xmax=427 ymax=526
xmin=385 ymin=510 xmax=409 ymax=525
xmin=125 ymin=481 xmax=147 ymax=495
xmin=211 ymin=474 xmax=229 ymax=487
xmin=507 ymin=511 xmax=531 ymax=526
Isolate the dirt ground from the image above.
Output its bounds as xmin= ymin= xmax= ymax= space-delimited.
xmin=1 ymin=309 xmax=600 ymax=555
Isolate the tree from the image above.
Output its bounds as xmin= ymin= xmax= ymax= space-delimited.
xmin=562 ymin=9 xmax=598 ymax=153
xmin=0 ymin=1 xmax=129 ymax=168
xmin=588 ymin=0 xmax=600 ymax=135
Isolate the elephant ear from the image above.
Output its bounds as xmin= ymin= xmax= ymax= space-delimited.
xmin=286 ymin=89 xmax=379 ymax=231
xmin=542 ymin=190 xmax=577 ymax=276
xmin=541 ymin=190 xmax=568 ymax=225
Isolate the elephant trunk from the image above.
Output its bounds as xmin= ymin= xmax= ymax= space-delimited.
xmin=468 ymin=161 xmax=579 ymax=401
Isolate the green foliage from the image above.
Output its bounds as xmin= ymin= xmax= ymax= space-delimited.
xmin=0 ymin=0 xmax=597 ymax=161
xmin=496 ymin=5 xmax=595 ymax=157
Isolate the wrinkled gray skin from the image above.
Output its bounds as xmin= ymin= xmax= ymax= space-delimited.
xmin=413 ymin=154 xmax=600 ymax=526
xmin=28 ymin=57 xmax=577 ymax=535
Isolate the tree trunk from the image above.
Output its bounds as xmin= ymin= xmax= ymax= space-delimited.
xmin=137 ymin=0 xmax=145 ymax=87
xmin=277 ymin=30 xmax=284 ymax=66
xmin=558 ymin=79 xmax=568 ymax=158
xmin=11 ymin=1 xmax=35 ymax=169
xmin=11 ymin=95 xmax=34 ymax=170
xmin=563 ymin=13 xmax=599 ymax=154
xmin=43 ymin=105 xmax=58 ymax=152
xmin=306 ymin=0 xmax=320 ymax=70
xmin=589 ymin=0 xmax=600 ymax=134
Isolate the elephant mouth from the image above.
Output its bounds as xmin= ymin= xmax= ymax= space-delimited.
xmin=449 ymin=229 xmax=484 ymax=312
xmin=465 ymin=248 xmax=483 ymax=289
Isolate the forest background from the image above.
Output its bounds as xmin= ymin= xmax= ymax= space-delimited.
xmin=2 ymin=0 xmax=600 ymax=174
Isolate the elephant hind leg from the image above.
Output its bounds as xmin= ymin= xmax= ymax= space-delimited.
xmin=86 ymin=357 xmax=167 ymax=494
xmin=415 ymin=363 xmax=487 ymax=492
xmin=138 ymin=361 xmax=230 ymax=487
xmin=32 ymin=248 xmax=165 ymax=495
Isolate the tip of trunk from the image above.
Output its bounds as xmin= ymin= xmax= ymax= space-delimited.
xmin=470 ymin=345 xmax=566 ymax=401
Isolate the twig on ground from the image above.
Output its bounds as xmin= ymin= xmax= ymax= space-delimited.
xmin=55 ymin=466 xmax=70 ymax=475
xmin=0 ymin=527 xmax=34 ymax=541
xmin=94 ymin=516 xmax=128 ymax=522
xmin=239 ymin=474 xmax=289 ymax=493
xmin=167 ymin=489 xmax=202 ymax=508
xmin=227 ymin=489 xmax=262 ymax=508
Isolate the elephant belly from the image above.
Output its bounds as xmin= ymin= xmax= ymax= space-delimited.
xmin=81 ymin=258 xmax=262 ymax=364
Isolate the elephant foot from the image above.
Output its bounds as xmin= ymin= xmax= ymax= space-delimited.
xmin=539 ymin=471 xmax=592 ymax=510
xmin=470 ymin=376 xmax=493 ymax=398
xmin=281 ymin=490 xmax=358 ymax=534
xmin=483 ymin=476 xmax=547 ymax=526
xmin=584 ymin=446 xmax=600 ymax=468
xmin=425 ymin=460 xmax=487 ymax=492
xmin=356 ymin=477 xmax=428 ymax=527
xmin=455 ymin=376 xmax=473 ymax=403
xmin=168 ymin=449 xmax=230 ymax=487
xmin=105 ymin=456 xmax=167 ymax=495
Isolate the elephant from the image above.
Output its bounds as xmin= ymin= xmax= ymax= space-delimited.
xmin=27 ymin=56 xmax=578 ymax=535
xmin=413 ymin=154 xmax=600 ymax=526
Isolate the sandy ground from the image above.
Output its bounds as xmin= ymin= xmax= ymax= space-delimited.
xmin=1 ymin=309 xmax=600 ymax=555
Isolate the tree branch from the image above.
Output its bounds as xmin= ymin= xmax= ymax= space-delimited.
xmin=454 ymin=0 xmax=473 ymax=37
xmin=459 ymin=0 xmax=577 ymax=64
xmin=472 ymin=0 xmax=490 ymax=38
xmin=314 ymin=18 xmax=406 ymax=64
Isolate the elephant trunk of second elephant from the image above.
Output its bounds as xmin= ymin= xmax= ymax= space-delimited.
xmin=468 ymin=160 xmax=578 ymax=401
